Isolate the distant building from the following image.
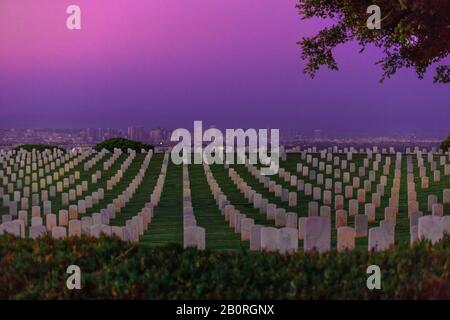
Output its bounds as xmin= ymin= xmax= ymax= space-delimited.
xmin=98 ymin=128 xmax=123 ymax=141
xmin=149 ymin=128 xmax=163 ymax=145
xmin=313 ymin=129 xmax=322 ymax=141
xmin=127 ymin=127 xmax=135 ymax=140
xmin=127 ymin=126 xmax=148 ymax=143
xmin=85 ymin=128 xmax=99 ymax=142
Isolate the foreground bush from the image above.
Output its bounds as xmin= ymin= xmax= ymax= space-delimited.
xmin=14 ymin=144 xmax=65 ymax=153
xmin=0 ymin=235 xmax=449 ymax=299
xmin=94 ymin=138 xmax=154 ymax=153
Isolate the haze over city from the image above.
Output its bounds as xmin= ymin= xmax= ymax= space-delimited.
xmin=1 ymin=0 xmax=449 ymax=136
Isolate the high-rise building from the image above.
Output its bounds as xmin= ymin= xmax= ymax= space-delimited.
xmin=84 ymin=128 xmax=100 ymax=142
xmin=313 ymin=129 xmax=322 ymax=141
xmin=149 ymin=128 xmax=163 ymax=145
xmin=127 ymin=127 xmax=134 ymax=140
xmin=127 ymin=126 xmax=148 ymax=143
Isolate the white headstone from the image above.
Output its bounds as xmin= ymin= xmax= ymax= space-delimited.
xmin=418 ymin=215 xmax=443 ymax=244
xmin=304 ymin=216 xmax=331 ymax=253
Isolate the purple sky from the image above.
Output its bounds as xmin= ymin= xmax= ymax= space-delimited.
xmin=0 ymin=0 xmax=449 ymax=136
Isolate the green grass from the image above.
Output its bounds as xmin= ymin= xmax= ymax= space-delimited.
xmin=189 ymin=164 xmax=245 ymax=251
xmin=82 ymin=155 xmax=144 ymax=217
xmin=111 ymin=154 xmax=163 ymax=225
xmin=46 ymin=153 xmax=123 ymax=216
xmin=140 ymin=161 xmax=183 ymax=246
xmin=210 ymin=164 xmax=275 ymax=227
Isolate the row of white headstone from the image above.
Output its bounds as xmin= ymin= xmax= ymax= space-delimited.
xmin=1 ymin=151 xmax=88 ymax=194
xmin=0 ymin=149 xmax=120 ymax=228
xmin=182 ymin=164 xmax=205 ymax=250
xmin=0 ymin=148 xmax=105 ymax=210
xmin=216 ymin=153 xmax=449 ymax=252
xmin=0 ymin=150 xmax=166 ymax=242
xmin=206 ymin=162 xmax=328 ymax=253
xmin=289 ymin=146 xmax=449 ymax=156
xmin=108 ymin=151 xmax=169 ymax=242
xmin=106 ymin=152 xmax=136 ymax=190
xmin=246 ymin=158 xmax=396 ymax=228
xmin=289 ymin=152 xmax=450 ymax=247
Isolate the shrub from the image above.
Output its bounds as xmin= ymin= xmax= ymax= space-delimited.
xmin=94 ymin=138 xmax=154 ymax=153
xmin=0 ymin=235 xmax=449 ymax=299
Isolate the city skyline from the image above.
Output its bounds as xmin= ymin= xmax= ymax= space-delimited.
xmin=0 ymin=125 xmax=447 ymax=138
xmin=1 ymin=0 xmax=449 ymax=136
xmin=0 ymin=126 xmax=445 ymax=152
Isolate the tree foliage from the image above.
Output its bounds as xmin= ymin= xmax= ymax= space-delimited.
xmin=94 ymin=138 xmax=154 ymax=153
xmin=441 ymin=134 xmax=450 ymax=151
xmin=297 ymin=0 xmax=450 ymax=83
